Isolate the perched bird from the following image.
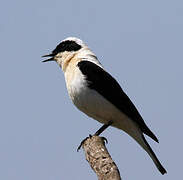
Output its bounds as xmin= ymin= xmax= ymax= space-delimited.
xmin=42 ymin=37 xmax=166 ymax=174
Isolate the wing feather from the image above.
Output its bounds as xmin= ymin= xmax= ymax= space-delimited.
xmin=77 ymin=60 xmax=158 ymax=142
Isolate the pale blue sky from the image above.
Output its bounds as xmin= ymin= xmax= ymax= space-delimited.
xmin=0 ymin=0 xmax=182 ymax=179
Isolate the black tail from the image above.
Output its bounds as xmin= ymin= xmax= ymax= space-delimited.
xmin=141 ymin=135 xmax=167 ymax=175
xmin=142 ymin=124 xmax=159 ymax=143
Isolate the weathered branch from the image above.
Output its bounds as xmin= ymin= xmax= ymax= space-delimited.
xmin=81 ymin=135 xmax=121 ymax=180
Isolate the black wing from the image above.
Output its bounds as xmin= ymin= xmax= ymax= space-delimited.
xmin=78 ymin=61 xmax=158 ymax=142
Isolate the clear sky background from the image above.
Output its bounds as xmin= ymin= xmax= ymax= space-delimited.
xmin=0 ymin=0 xmax=182 ymax=179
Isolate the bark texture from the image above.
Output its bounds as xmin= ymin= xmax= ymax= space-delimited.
xmin=82 ymin=135 xmax=121 ymax=180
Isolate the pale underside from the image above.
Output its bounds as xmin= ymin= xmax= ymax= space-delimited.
xmin=61 ymin=53 xmax=165 ymax=174
xmin=65 ymin=66 xmax=142 ymax=143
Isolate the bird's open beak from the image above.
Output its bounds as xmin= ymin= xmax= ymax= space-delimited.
xmin=42 ymin=54 xmax=55 ymax=62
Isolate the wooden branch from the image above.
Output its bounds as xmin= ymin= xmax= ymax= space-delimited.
xmin=81 ymin=135 xmax=121 ymax=180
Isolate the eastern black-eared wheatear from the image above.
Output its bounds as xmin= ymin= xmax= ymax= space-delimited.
xmin=42 ymin=37 xmax=166 ymax=175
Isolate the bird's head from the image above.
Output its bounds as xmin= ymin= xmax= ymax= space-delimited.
xmin=42 ymin=37 xmax=87 ymax=68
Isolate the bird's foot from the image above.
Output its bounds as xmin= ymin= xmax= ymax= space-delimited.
xmin=101 ymin=136 xmax=108 ymax=144
xmin=77 ymin=134 xmax=92 ymax=152
xmin=77 ymin=135 xmax=108 ymax=152
xmin=77 ymin=121 xmax=112 ymax=151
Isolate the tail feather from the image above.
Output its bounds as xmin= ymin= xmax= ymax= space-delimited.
xmin=142 ymin=125 xmax=159 ymax=143
xmin=116 ymin=117 xmax=166 ymax=174
xmin=141 ymin=135 xmax=167 ymax=174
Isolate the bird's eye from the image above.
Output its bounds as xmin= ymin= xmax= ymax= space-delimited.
xmin=52 ymin=40 xmax=81 ymax=54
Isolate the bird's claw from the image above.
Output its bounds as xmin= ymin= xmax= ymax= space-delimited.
xmin=77 ymin=134 xmax=92 ymax=152
xmin=101 ymin=137 xmax=108 ymax=144
xmin=77 ymin=135 xmax=108 ymax=151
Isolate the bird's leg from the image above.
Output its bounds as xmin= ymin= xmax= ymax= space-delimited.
xmin=94 ymin=120 xmax=113 ymax=136
xmin=77 ymin=121 xmax=113 ymax=151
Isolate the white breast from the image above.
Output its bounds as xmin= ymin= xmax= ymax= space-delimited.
xmin=65 ymin=68 xmax=127 ymax=125
xmin=64 ymin=65 xmax=142 ymax=143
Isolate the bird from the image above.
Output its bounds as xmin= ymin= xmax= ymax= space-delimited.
xmin=42 ymin=37 xmax=167 ymax=175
